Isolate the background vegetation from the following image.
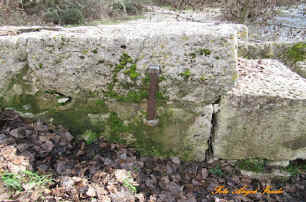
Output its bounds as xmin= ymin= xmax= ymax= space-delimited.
xmin=0 ymin=0 xmax=146 ymax=25
xmin=0 ymin=0 xmax=303 ymax=25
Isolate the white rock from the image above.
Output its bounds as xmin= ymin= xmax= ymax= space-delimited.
xmin=57 ymin=97 xmax=70 ymax=104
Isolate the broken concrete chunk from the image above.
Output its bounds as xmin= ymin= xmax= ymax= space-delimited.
xmin=214 ymin=59 xmax=306 ymax=161
xmin=238 ymin=41 xmax=306 ymax=78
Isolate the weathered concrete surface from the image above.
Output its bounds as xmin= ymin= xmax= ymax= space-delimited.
xmin=0 ymin=23 xmax=242 ymax=161
xmin=238 ymin=41 xmax=306 ymax=78
xmin=0 ymin=37 xmax=28 ymax=96
xmin=214 ymin=59 xmax=306 ymax=161
xmin=0 ymin=23 xmax=239 ymax=104
xmin=2 ymin=23 xmax=306 ymax=162
xmin=183 ymin=104 xmax=213 ymax=161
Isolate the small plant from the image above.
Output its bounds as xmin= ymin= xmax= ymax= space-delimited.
xmin=189 ymin=52 xmax=197 ymax=59
xmin=122 ymin=172 xmax=137 ymax=194
xmin=105 ymin=52 xmax=151 ymax=104
xmin=92 ymin=48 xmax=98 ymax=54
xmin=124 ymin=64 xmax=140 ymax=80
xmin=1 ymin=172 xmax=23 ymax=191
xmin=82 ymin=129 xmax=100 ymax=144
xmin=22 ymin=170 xmax=53 ymax=189
xmin=209 ymin=164 xmax=224 ymax=177
xmin=200 ymin=74 xmax=207 ymax=81
xmin=1 ymin=170 xmax=53 ymax=191
xmin=281 ymin=161 xmax=306 ymax=176
xmin=179 ymin=69 xmax=191 ymax=80
xmin=198 ymin=48 xmax=211 ymax=56
xmin=132 ymin=166 xmax=140 ymax=173
xmin=282 ymin=165 xmax=300 ymax=176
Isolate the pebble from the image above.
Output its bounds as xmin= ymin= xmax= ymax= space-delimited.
xmin=171 ymin=157 xmax=181 ymax=165
xmin=57 ymin=97 xmax=70 ymax=104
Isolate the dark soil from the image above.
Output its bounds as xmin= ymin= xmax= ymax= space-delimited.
xmin=0 ymin=110 xmax=305 ymax=202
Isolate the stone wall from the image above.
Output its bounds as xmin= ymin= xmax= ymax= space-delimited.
xmin=0 ymin=23 xmax=305 ymax=162
xmin=0 ymin=23 xmax=240 ymax=161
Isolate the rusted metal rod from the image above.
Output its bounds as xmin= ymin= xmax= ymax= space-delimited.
xmin=146 ymin=65 xmax=160 ymax=121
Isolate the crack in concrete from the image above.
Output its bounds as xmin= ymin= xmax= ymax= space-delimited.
xmin=205 ymin=97 xmax=221 ymax=162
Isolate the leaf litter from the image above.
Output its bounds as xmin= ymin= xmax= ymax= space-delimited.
xmin=0 ymin=110 xmax=305 ymax=202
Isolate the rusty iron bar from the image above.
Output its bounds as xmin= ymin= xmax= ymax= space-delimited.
xmin=146 ymin=65 xmax=160 ymax=121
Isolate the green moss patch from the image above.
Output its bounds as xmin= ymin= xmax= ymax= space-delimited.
xmin=48 ymin=108 xmax=105 ymax=135
xmin=189 ymin=48 xmax=211 ymax=58
xmin=46 ymin=97 xmax=109 ymax=135
xmin=105 ymin=53 xmax=167 ymax=104
xmin=179 ymin=69 xmax=191 ymax=80
xmin=2 ymin=87 xmax=187 ymax=159
xmin=2 ymin=86 xmax=109 ymax=136
xmin=105 ymin=53 xmax=145 ymax=103
xmin=99 ymin=107 xmax=196 ymax=160
xmin=6 ymin=64 xmax=31 ymax=92
xmin=102 ymin=110 xmax=177 ymax=158
xmin=2 ymin=65 xmax=41 ymax=113
xmin=6 ymin=94 xmax=41 ymax=114
xmin=81 ymin=130 xmax=101 ymax=145
xmin=198 ymin=48 xmax=211 ymax=56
